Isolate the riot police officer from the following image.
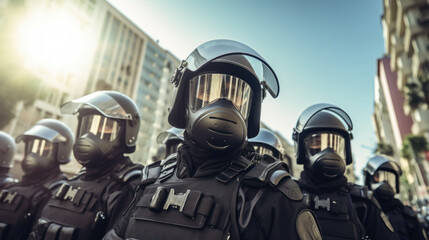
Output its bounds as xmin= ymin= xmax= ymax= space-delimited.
xmin=0 ymin=131 xmax=18 ymax=188
xmin=28 ymin=91 xmax=143 ymax=240
xmin=156 ymin=127 xmax=184 ymax=157
xmin=0 ymin=119 xmax=73 ymax=240
xmin=293 ymin=103 xmax=399 ymax=240
xmin=363 ymin=154 xmax=428 ymax=240
xmin=248 ymin=127 xmax=283 ymax=161
xmin=104 ymin=39 xmax=322 ymax=240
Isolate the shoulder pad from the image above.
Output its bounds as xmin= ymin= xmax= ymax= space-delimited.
xmin=141 ymin=161 xmax=162 ymax=185
xmin=273 ymin=170 xmax=303 ymax=201
xmin=403 ymin=206 xmax=417 ymax=218
xmin=243 ymin=159 xmax=302 ymax=200
xmin=160 ymin=153 xmax=177 ymax=166
xmin=113 ymin=163 xmax=144 ymax=183
xmin=348 ymin=183 xmax=373 ymax=200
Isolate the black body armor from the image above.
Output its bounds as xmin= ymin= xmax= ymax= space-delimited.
xmin=0 ymin=174 xmax=66 ymax=240
xmin=29 ymin=163 xmax=142 ymax=240
xmin=124 ymin=154 xmax=305 ymax=240
xmin=301 ymin=187 xmax=366 ymax=239
xmin=379 ymin=198 xmax=428 ymax=240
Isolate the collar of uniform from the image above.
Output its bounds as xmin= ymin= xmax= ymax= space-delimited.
xmin=83 ymin=156 xmax=131 ymax=181
xmin=299 ymin=170 xmax=348 ymax=194
xmin=176 ymin=144 xmax=242 ymax=178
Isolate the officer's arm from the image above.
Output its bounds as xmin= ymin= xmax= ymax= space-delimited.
xmin=264 ymin=193 xmax=321 ymax=240
xmin=364 ymin=200 xmax=400 ymax=240
xmin=403 ymin=206 xmax=429 ymax=240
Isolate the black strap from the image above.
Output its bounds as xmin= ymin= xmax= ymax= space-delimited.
xmin=216 ymin=157 xmax=254 ymax=183
xmin=45 ymin=223 xmax=62 ymax=240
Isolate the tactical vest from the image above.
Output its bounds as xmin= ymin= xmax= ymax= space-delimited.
xmin=301 ymin=186 xmax=366 ymax=240
xmin=28 ymin=164 xmax=142 ymax=240
xmin=0 ymin=182 xmax=57 ymax=240
xmin=124 ymin=153 xmax=302 ymax=240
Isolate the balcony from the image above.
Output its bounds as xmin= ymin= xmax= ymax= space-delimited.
xmin=396 ymin=52 xmax=412 ymax=90
xmin=411 ymin=36 xmax=429 ymax=77
xmin=411 ymin=108 xmax=429 ymax=134
xmin=404 ymin=8 xmax=429 ymax=56
xmin=390 ymin=34 xmax=404 ymax=70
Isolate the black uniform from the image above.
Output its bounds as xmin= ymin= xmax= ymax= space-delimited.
xmin=0 ymin=169 xmax=67 ymax=240
xmin=299 ymin=172 xmax=399 ymax=240
xmin=104 ymin=144 xmax=321 ymax=240
xmin=363 ymin=154 xmax=428 ymax=240
xmin=28 ymin=157 xmax=142 ymax=240
xmin=377 ymin=196 xmax=427 ymax=240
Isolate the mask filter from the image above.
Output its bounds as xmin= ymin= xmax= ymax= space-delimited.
xmin=186 ymin=100 xmax=246 ymax=152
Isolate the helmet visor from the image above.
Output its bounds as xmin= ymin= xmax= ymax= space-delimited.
xmin=295 ymin=103 xmax=353 ymax=133
xmin=16 ymin=125 xmax=66 ymax=143
xmin=61 ymin=92 xmax=132 ymax=120
xmin=373 ymin=170 xmax=396 ymax=190
xmin=304 ymin=132 xmax=345 ymax=159
xmin=185 ymin=39 xmax=279 ymax=97
xmin=78 ymin=115 xmax=122 ymax=142
xmin=27 ymin=138 xmax=53 ymax=157
xmin=189 ymin=73 xmax=252 ymax=118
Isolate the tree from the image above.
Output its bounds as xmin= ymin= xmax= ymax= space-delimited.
xmin=374 ymin=142 xmax=395 ymax=156
xmin=404 ymin=74 xmax=429 ymax=111
xmin=402 ymin=134 xmax=429 ymax=161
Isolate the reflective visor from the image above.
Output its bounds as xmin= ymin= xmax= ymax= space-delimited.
xmin=304 ymin=132 xmax=345 ymax=159
xmin=185 ymin=39 xmax=279 ymax=97
xmin=27 ymin=138 xmax=52 ymax=157
xmin=373 ymin=170 xmax=397 ymax=190
xmin=78 ymin=115 xmax=122 ymax=142
xmin=61 ymin=92 xmax=132 ymax=120
xmin=189 ymin=73 xmax=252 ymax=118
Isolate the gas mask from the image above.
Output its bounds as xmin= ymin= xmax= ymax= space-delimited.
xmin=304 ymin=132 xmax=346 ymax=178
xmin=185 ymin=73 xmax=251 ymax=152
xmin=73 ymin=114 xmax=123 ymax=167
xmin=372 ymin=170 xmax=397 ymax=201
xmin=22 ymin=138 xmax=56 ymax=174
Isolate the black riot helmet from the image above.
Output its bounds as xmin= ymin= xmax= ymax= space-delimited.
xmin=0 ymin=131 xmax=16 ymax=169
xmin=248 ymin=128 xmax=283 ymax=159
xmin=363 ymin=155 xmax=402 ymax=200
xmin=156 ymin=127 xmax=184 ymax=156
xmin=168 ymin=39 xmax=279 ymax=153
xmin=15 ymin=119 xmax=74 ymax=174
xmin=292 ymin=103 xmax=353 ymax=178
xmin=61 ymin=91 xmax=140 ymax=167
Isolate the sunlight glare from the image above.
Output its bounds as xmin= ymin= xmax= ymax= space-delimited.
xmin=15 ymin=10 xmax=89 ymax=73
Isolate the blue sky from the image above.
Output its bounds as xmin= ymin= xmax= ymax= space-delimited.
xmin=108 ymin=0 xmax=385 ymax=183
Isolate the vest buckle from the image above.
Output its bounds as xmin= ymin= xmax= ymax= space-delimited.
xmin=63 ymin=186 xmax=80 ymax=202
xmin=163 ymin=189 xmax=190 ymax=212
xmin=3 ymin=191 xmax=17 ymax=204
xmin=314 ymin=196 xmax=330 ymax=211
